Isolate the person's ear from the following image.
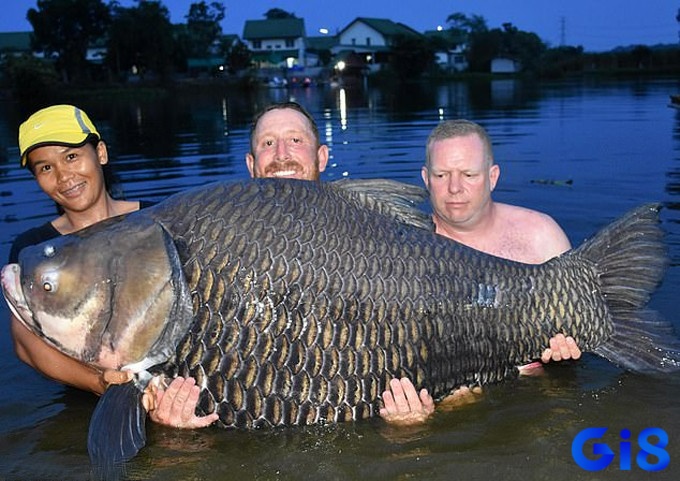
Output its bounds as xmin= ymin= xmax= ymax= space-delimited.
xmin=245 ymin=152 xmax=255 ymax=177
xmin=489 ymin=164 xmax=500 ymax=191
xmin=421 ymin=166 xmax=430 ymax=189
xmin=97 ymin=141 xmax=109 ymax=166
xmin=317 ymin=145 xmax=329 ymax=172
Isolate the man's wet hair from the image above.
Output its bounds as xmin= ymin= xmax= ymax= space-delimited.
xmin=425 ymin=119 xmax=494 ymax=168
xmin=249 ymin=101 xmax=320 ymax=151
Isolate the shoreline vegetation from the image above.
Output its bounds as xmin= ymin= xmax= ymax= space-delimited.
xmin=3 ymin=66 xmax=679 ymax=107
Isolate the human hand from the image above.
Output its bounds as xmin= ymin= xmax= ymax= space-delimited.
xmin=143 ymin=376 xmax=219 ymax=429
xmin=379 ymin=377 xmax=435 ymax=425
xmin=541 ymin=334 xmax=581 ymax=363
xmin=437 ymin=385 xmax=483 ymax=410
xmin=100 ymin=369 xmax=133 ymax=393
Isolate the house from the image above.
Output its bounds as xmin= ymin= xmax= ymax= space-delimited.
xmin=186 ymin=34 xmax=241 ymax=76
xmin=0 ymin=31 xmax=33 ymax=58
xmin=333 ymin=17 xmax=422 ymax=72
xmin=242 ymin=18 xmax=308 ymax=69
xmin=491 ymin=58 xmax=520 ymax=74
xmin=0 ymin=30 xmax=104 ymax=63
xmin=423 ymin=29 xmax=468 ymax=72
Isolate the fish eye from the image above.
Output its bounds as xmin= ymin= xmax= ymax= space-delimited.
xmin=40 ymin=271 xmax=58 ymax=293
xmin=43 ymin=244 xmax=56 ymax=258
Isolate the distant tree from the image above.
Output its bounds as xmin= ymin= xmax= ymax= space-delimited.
xmin=389 ymin=34 xmax=436 ymax=80
xmin=1 ymin=54 xmax=59 ymax=103
xmin=106 ymin=0 xmax=175 ymax=81
xmin=226 ymin=40 xmax=252 ymax=73
xmin=467 ymin=22 xmax=546 ymax=73
xmin=185 ymin=1 xmax=226 ymax=57
xmin=629 ymin=45 xmax=653 ymax=69
xmin=445 ymin=12 xmax=488 ymax=46
xmin=27 ymin=0 xmax=111 ymax=83
xmin=264 ymin=8 xmax=296 ymax=19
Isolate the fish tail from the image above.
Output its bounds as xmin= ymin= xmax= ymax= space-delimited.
xmin=573 ymin=203 xmax=680 ymax=373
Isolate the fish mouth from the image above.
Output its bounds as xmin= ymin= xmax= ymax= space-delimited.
xmin=1 ymin=264 xmax=34 ymax=329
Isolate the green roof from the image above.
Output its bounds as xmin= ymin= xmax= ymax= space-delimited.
xmin=340 ymin=18 xmax=421 ymax=38
xmin=0 ymin=31 xmax=32 ymax=53
xmin=243 ymin=18 xmax=306 ymax=40
xmin=306 ymin=35 xmax=338 ymax=50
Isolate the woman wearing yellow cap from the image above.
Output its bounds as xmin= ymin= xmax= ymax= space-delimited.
xmin=9 ymin=104 xmax=217 ymax=430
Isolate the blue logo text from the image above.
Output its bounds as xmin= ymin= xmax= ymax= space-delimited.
xmin=572 ymin=427 xmax=669 ymax=471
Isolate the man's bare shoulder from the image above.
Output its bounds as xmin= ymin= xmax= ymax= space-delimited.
xmin=494 ymin=203 xmax=571 ymax=260
xmin=496 ymin=202 xmax=562 ymax=232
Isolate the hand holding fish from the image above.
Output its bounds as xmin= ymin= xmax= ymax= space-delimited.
xmin=540 ymin=334 xmax=581 ymax=363
xmin=143 ymin=377 xmax=219 ymax=429
xmin=100 ymin=369 xmax=133 ymax=389
xmin=380 ymin=378 xmax=436 ymax=425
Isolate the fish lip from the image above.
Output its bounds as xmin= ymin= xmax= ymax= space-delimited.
xmin=1 ymin=264 xmax=33 ymax=328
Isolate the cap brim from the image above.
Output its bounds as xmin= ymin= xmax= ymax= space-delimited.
xmin=21 ymin=134 xmax=94 ymax=167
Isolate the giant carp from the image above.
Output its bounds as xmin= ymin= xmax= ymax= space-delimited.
xmin=2 ymin=178 xmax=679 ymax=474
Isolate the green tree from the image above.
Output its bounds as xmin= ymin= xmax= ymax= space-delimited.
xmin=446 ymin=12 xmax=488 ymax=46
xmin=264 ymin=8 xmax=296 ymax=19
xmin=185 ymin=1 xmax=226 ymax=57
xmin=27 ymin=0 xmax=111 ymax=83
xmin=389 ymin=34 xmax=436 ymax=81
xmin=1 ymin=54 xmax=60 ymax=103
xmin=225 ymin=40 xmax=252 ymax=73
xmin=106 ymin=0 xmax=175 ymax=81
xmin=467 ymin=23 xmax=546 ymax=73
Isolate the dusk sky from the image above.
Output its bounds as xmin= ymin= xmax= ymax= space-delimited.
xmin=2 ymin=0 xmax=678 ymax=52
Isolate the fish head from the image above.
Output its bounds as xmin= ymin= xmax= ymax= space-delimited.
xmin=1 ymin=214 xmax=193 ymax=372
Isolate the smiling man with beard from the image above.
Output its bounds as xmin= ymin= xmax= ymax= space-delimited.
xmin=246 ymin=102 xmax=329 ymax=181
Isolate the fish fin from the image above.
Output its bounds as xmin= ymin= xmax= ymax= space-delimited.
xmin=331 ymin=178 xmax=433 ymax=230
xmin=88 ymin=382 xmax=147 ymax=479
xmin=573 ymin=203 xmax=680 ymax=373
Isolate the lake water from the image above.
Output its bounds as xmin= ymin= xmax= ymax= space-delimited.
xmin=1 ymin=77 xmax=680 ymax=480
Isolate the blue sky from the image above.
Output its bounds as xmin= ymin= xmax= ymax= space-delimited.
xmin=2 ymin=0 xmax=678 ymax=52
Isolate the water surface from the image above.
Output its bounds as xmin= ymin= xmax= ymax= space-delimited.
xmin=1 ymin=77 xmax=679 ymax=480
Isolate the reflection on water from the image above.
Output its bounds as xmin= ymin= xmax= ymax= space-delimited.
xmin=1 ymin=77 xmax=680 ymax=480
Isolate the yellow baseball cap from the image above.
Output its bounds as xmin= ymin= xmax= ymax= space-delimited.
xmin=18 ymin=104 xmax=100 ymax=167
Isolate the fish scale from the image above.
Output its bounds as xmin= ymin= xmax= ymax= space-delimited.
xmin=142 ymin=179 xmax=613 ymax=428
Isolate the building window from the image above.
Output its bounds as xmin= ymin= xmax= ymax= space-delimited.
xmin=285 ymin=39 xmax=295 ymax=48
xmin=253 ymin=40 xmax=261 ymax=49
xmin=366 ymin=37 xmax=371 ymax=46
xmin=351 ymin=38 xmax=356 ymax=45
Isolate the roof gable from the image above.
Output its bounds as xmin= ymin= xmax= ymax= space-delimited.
xmin=243 ymin=18 xmax=306 ymax=40
xmin=339 ymin=17 xmax=421 ymax=39
xmin=0 ymin=32 xmax=32 ymax=52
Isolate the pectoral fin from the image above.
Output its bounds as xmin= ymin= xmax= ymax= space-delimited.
xmin=88 ymin=382 xmax=147 ymax=479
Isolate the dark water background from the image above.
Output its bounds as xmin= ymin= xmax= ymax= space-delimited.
xmin=1 ymin=77 xmax=680 ymax=480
